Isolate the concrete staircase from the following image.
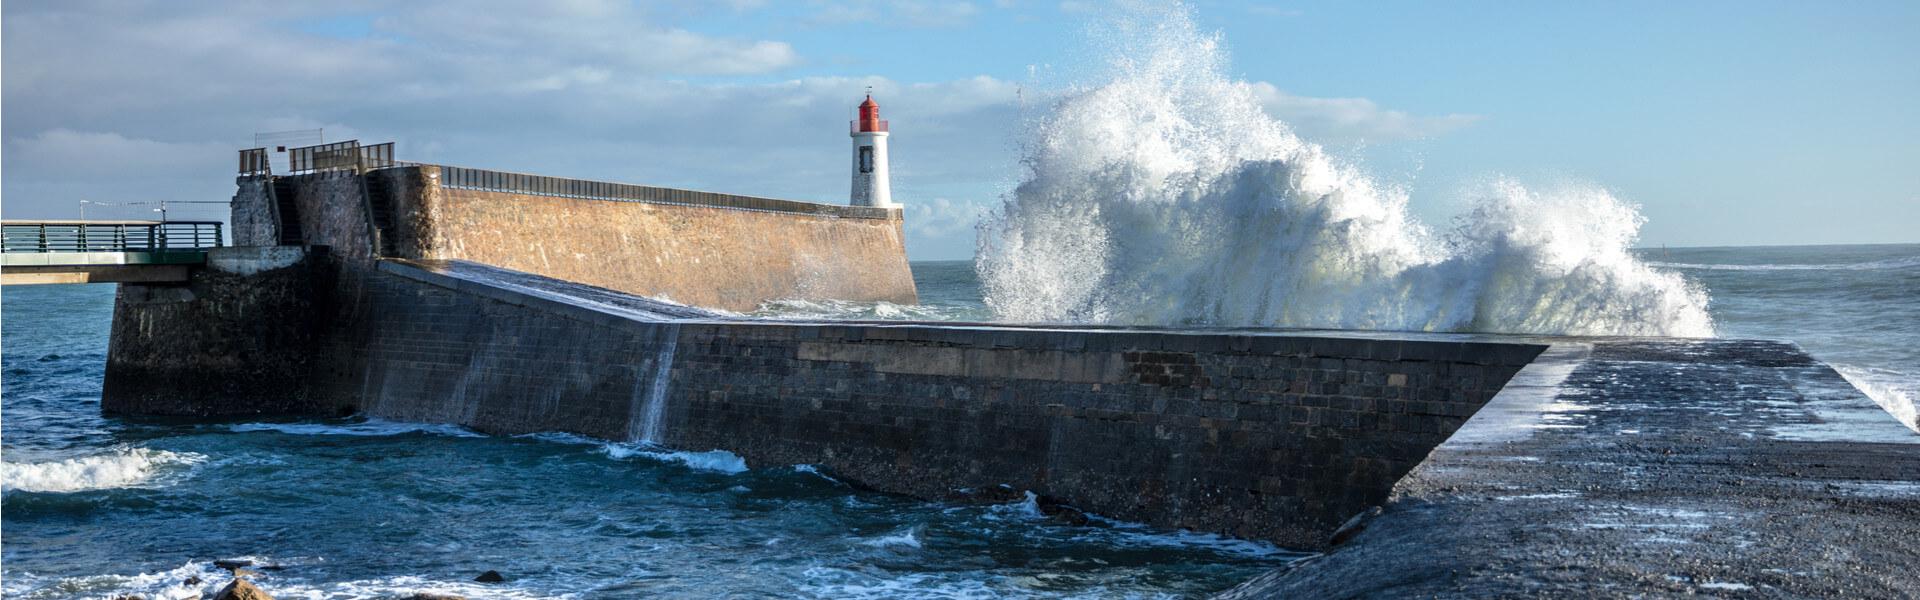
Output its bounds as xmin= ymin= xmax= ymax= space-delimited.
xmin=363 ymin=172 xmax=397 ymax=257
xmin=271 ymin=177 xmax=303 ymax=245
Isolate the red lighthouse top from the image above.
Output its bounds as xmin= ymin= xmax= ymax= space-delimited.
xmin=853 ymin=95 xmax=888 ymax=133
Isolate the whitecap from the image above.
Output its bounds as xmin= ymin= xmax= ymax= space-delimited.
xmin=1836 ymin=364 xmax=1919 ymax=433
xmin=228 ymin=419 xmax=484 ymax=438
xmin=1648 ymin=255 xmax=1920 ymax=272
xmin=2 ymin=447 xmax=206 ymax=493
xmin=601 ymin=443 xmax=749 ymax=474
xmin=860 ymin=527 xmax=925 ymax=549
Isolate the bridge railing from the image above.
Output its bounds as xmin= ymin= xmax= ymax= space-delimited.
xmin=1 ymin=221 xmax=224 ymax=253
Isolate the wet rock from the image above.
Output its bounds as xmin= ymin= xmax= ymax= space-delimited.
xmin=212 ymin=559 xmax=253 ymax=571
xmin=948 ymin=484 xmax=1026 ymax=504
xmin=1035 ymin=497 xmax=1091 ymax=526
xmin=404 ymin=594 xmax=466 ymax=600
xmin=473 ymin=570 xmax=506 ymax=583
xmin=1329 ymin=506 xmax=1383 ymax=546
xmin=184 ymin=576 xmax=203 ymax=586
xmin=212 ymin=578 xmax=273 ymax=600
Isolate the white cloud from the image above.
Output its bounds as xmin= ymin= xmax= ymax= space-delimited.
xmin=804 ymin=1 xmax=982 ymax=28
xmin=1248 ymin=82 xmax=1482 ymax=143
xmin=0 ymin=0 xmax=1025 ymax=236
xmin=907 ymin=197 xmax=992 ymax=239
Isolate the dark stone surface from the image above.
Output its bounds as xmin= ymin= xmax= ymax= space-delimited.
xmin=322 ymin=260 xmax=1542 ymax=549
xmin=1218 ymin=340 xmax=1920 ymax=598
xmin=102 ymin=248 xmax=342 ymax=417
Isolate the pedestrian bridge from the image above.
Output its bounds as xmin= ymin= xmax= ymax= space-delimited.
xmin=1 ymin=220 xmax=223 ymax=285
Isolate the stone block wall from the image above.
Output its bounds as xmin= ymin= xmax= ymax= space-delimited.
xmin=232 ymin=166 xmax=919 ymax=312
xmin=231 ymin=176 xmax=277 ymax=246
xmin=339 ymin=262 xmax=1543 ymax=549
xmin=284 ymin=171 xmax=376 ymax=263
xmin=391 ymin=166 xmax=916 ymax=312
xmin=103 ymin=247 xmax=341 ymax=417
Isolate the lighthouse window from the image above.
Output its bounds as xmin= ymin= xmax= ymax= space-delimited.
xmin=859 ymin=146 xmax=874 ymax=173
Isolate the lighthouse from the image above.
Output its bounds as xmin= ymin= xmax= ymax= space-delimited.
xmin=849 ymin=94 xmax=894 ymax=208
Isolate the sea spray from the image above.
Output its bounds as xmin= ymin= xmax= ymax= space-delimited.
xmin=2 ymin=447 xmax=207 ymax=493
xmin=628 ymin=323 xmax=681 ymax=444
xmin=976 ymin=2 xmax=1715 ymax=337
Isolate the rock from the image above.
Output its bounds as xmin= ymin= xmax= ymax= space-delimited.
xmin=949 ymin=484 xmax=1027 ymax=504
xmin=473 ymin=570 xmax=506 ymax=583
xmin=1034 ymin=497 xmax=1091 ymax=526
xmin=212 ymin=559 xmax=253 ymax=571
xmin=184 ymin=576 xmax=204 ymax=586
xmin=1329 ymin=505 xmax=1384 ymax=546
xmin=404 ymin=594 xmax=466 ymax=600
xmin=212 ymin=578 xmax=274 ymax=600
xmin=110 ymin=595 xmax=145 ymax=600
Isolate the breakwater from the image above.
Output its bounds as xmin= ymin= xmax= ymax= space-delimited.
xmin=111 ymin=257 xmax=1541 ymax=549
xmin=1223 ymin=339 xmax=1920 ymax=598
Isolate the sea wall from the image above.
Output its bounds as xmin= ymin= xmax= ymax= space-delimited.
xmin=336 ymin=260 xmax=1543 ymax=548
xmin=239 ymin=166 xmax=918 ymax=312
xmin=404 ymin=166 xmax=916 ymax=312
xmin=102 ymin=246 xmax=342 ymax=417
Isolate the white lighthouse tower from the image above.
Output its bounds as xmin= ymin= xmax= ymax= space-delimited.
xmin=849 ymin=94 xmax=894 ymax=208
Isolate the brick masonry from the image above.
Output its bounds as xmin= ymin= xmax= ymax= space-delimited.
xmin=332 ymin=261 xmax=1544 ymax=549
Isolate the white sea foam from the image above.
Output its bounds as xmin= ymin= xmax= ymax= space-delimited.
xmin=228 ymin=419 xmax=485 ymax=438
xmin=601 ymin=443 xmax=749 ymax=474
xmin=0 ymin=559 xmax=225 ymax=600
xmin=794 ymin=464 xmax=846 ymax=484
xmin=751 ymin=298 xmax=984 ymax=322
xmin=2 ymin=561 xmax=570 ymax=600
xmin=1836 ymin=364 xmax=1920 ymax=434
xmin=860 ymin=527 xmax=925 ymax=549
xmin=1 ymin=447 xmax=207 ymax=493
xmin=975 ymin=2 xmax=1714 ymax=337
xmin=1649 ymin=255 xmax=1920 ymax=272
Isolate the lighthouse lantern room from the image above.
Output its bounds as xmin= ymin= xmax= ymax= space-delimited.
xmin=849 ymin=94 xmax=894 ymax=208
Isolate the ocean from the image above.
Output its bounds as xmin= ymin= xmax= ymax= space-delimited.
xmin=5 ymin=244 xmax=1916 ymax=599
xmin=6 ymin=5 xmax=1915 ymax=596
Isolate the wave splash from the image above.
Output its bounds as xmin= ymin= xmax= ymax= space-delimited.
xmin=1837 ymin=365 xmax=1920 ymax=433
xmin=975 ymin=3 xmax=1714 ymax=337
xmin=2 ymin=447 xmax=207 ymax=493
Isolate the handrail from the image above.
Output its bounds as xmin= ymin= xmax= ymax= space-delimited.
xmin=436 ymin=165 xmax=897 ymax=220
xmin=1 ymin=221 xmax=224 ymax=253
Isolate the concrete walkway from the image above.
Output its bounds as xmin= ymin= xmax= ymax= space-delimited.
xmin=1222 ymin=338 xmax=1920 ymax=598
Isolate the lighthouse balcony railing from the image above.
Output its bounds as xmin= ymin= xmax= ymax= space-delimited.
xmin=850 ymin=120 xmax=889 ymax=134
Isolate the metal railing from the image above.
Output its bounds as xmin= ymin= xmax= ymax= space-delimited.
xmin=256 ymin=141 xmax=897 ymax=220
xmin=239 ymin=148 xmax=273 ymax=177
xmin=1 ymin=221 xmax=224 ymax=253
xmin=287 ymin=140 xmax=364 ymax=174
xmin=358 ymin=142 xmax=395 ymax=170
xmin=438 ymin=165 xmax=896 ymax=220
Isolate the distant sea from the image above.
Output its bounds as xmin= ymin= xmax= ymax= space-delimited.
xmin=4 ymin=243 xmax=1915 ymax=599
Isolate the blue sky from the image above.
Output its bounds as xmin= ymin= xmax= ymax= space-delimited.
xmin=5 ymin=0 xmax=1915 ymax=259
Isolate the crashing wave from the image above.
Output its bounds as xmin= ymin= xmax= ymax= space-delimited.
xmin=2 ymin=447 xmax=207 ymax=493
xmin=975 ymin=2 xmax=1714 ymax=337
